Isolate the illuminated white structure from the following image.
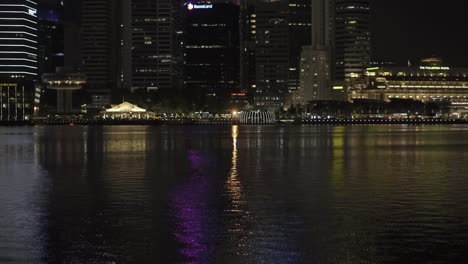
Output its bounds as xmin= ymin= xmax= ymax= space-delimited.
xmin=106 ymin=102 xmax=146 ymax=113
xmin=0 ymin=0 xmax=38 ymax=79
xmin=238 ymin=111 xmax=276 ymax=124
xmin=103 ymin=102 xmax=155 ymax=119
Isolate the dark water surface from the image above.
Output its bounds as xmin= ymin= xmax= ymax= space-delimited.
xmin=1 ymin=125 xmax=468 ymax=263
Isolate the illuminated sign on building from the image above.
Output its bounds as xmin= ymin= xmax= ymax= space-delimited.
xmin=187 ymin=3 xmax=213 ymax=10
xmin=419 ymin=66 xmax=450 ymax=71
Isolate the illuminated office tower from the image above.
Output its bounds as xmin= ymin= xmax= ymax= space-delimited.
xmin=240 ymin=0 xmax=255 ymax=93
xmin=80 ymin=0 xmax=117 ymax=107
xmin=81 ymin=0 xmax=114 ymax=87
xmin=288 ymin=0 xmax=312 ymax=92
xmin=299 ymin=0 xmax=333 ymax=102
xmin=131 ymin=0 xmax=183 ymax=91
xmin=253 ymin=0 xmax=290 ymax=109
xmin=334 ymin=0 xmax=371 ymax=80
xmin=37 ymin=0 xmax=64 ymax=77
xmin=0 ymin=0 xmax=38 ymax=122
xmin=242 ymin=0 xmax=312 ymax=109
xmin=0 ymin=0 xmax=38 ymax=79
xmin=183 ymin=2 xmax=240 ymax=108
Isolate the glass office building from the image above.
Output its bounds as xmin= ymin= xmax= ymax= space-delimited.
xmin=0 ymin=0 xmax=38 ymax=79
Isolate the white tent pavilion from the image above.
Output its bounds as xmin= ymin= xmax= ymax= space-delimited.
xmin=102 ymin=102 xmax=154 ymax=119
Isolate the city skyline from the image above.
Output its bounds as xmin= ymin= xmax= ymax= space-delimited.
xmin=37 ymin=0 xmax=468 ymax=65
xmin=3 ymin=0 xmax=468 ymax=120
xmin=3 ymin=2 xmax=468 ymax=263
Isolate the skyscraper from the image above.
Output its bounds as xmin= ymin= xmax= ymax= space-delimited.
xmin=252 ymin=0 xmax=289 ymax=110
xmin=131 ymin=0 xmax=183 ymax=91
xmin=0 ymin=0 xmax=39 ymax=122
xmin=239 ymin=0 xmax=256 ymax=93
xmin=63 ymin=0 xmax=82 ymax=71
xmin=183 ymin=1 xmax=240 ymax=109
xmin=69 ymin=0 xmax=183 ymax=110
xmin=80 ymin=0 xmax=117 ymax=90
xmin=311 ymin=0 xmax=332 ymax=49
xmin=299 ymin=0 xmax=333 ymax=102
xmin=0 ymin=0 xmax=38 ymax=79
xmin=241 ymin=0 xmax=312 ymax=110
xmin=79 ymin=0 xmax=119 ymax=109
xmin=334 ymin=0 xmax=371 ymax=80
xmin=37 ymin=0 xmax=64 ymax=76
xmin=288 ymin=0 xmax=312 ymax=92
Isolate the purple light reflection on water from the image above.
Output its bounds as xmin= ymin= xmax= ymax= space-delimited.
xmin=170 ymin=149 xmax=211 ymax=264
xmin=168 ymin=133 xmax=303 ymax=263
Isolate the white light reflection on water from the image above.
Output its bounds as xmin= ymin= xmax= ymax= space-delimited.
xmin=222 ymin=125 xmax=254 ymax=259
xmin=0 ymin=127 xmax=48 ymax=263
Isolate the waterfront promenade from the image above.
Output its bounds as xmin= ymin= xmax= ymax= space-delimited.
xmin=2 ymin=118 xmax=468 ymax=126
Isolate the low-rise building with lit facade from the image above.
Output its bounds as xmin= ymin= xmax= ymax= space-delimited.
xmin=349 ymin=58 xmax=468 ymax=104
xmin=0 ymin=81 xmax=38 ymax=122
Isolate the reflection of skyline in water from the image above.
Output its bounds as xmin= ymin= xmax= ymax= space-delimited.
xmin=0 ymin=128 xmax=48 ymax=263
xmin=171 ymin=149 xmax=211 ymax=264
xmin=2 ymin=125 xmax=468 ymax=263
xmin=221 ymin=125 xmax=254 ymax=260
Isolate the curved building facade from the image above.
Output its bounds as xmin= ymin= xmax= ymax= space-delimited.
xmin=0 ymin=0 xmax=38 ymax=79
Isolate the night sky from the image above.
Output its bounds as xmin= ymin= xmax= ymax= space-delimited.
xmin=372 ymin=0 xmax=468 ymax=66
xmin=38 ymin=0 xmax=468 ymax=66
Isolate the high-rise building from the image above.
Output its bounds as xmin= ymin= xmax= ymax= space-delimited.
xmin=288 ymin=0 xmax=312 ymax=92
xmin=240 ymin=0 xmax=256 ymax=93
xmin=80 ymin=0 xmax=129 ymax=110
xmin=37 ymin=0 xmax=64 ymax=76
xmin=183 ymin=1 xmax=240 ymax=109
xmin=334 ymin=0 xmax=371 ymax=80
xmin=0 ymin=0 xmax=38 ymax=79
xmin=131 ymin=0 xmax=183 ymax=91
xmin=298 ymin=0 xmax=333 ymax=102
xmin=117 ymin=0 xmax=132 ymax=91
xmin=69 ymin=0 xmax=183 ymax=110
xmin=63 ymin=0 xmax=82 ymax=71
xmin=0 ymin=0 xmax=39 ymax=122
xmin=299 ymin=46 xmax=331 ymax=102
xmin=311 ymin=0 xmax=332 ymax=49
xmin=80 ymin=0 xmax=118 ymax=97
xmin=252 ymin=0 xmax=289 ymax=110
xmin=241 ymin=0 xmax=312 ymax=110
